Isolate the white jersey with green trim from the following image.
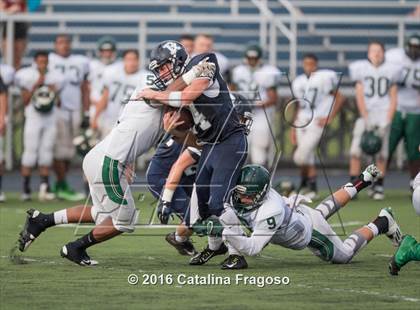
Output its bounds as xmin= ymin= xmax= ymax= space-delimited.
xmin=223 ymin=188 xmax=313 ymax=256
xmin=102 ymin=66 xmax=153 ymax=126
xmin=93 ymin=84 xmax=164 ymax=165
xmin=231 ymin=63 xmax=281 ymax=102
xmin=385 ymin=48 xmax=420 ymax=114
xmin=88 ymin=59 xmax=122 ymax=102
xmin=48 ymin=53 xmax=90 ymax=111
xmin=348 ymin=59 xmax=400 ymax=114
xmin=292 ymin=69 xmax=339 ymax=119
xmin=0 ymin=64 xmax=15 ymax=87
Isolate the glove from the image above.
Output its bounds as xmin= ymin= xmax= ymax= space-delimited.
xmin=195 ymin=57 xmax=216 ymax=79
xmin=80 ymin=112 xmax=90 ymax=129
xmin=182 ymin=57 xmax=216 ymax=85
xmin=192 ymin=216 xmax=223 ymax=237
xmin=157 ymin=200 xmax=172 ymax=224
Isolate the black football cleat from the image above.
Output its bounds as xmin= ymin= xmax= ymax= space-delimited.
xmin=165 ymin=232 xmax=197 ymax=256
xmin=189 ymin=243 xmax=228 ymax=265
xmin=60 ymin=242 xmax=98 ymax=266
xmin=221 ymin=254 xmax=248 ymax=270
xmin=18 ymin=209 xmax=49 ymax=252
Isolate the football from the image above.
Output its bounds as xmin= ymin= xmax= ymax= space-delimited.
xmin=164 ymin=106 xmax=194 ymax=131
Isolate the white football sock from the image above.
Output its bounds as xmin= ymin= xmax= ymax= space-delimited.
xmin=175 ymin=232 xmax=187 ymax=243
xmin=53 ymin=209 xmax=68 ymax=225
xmin=208 ymin=236 xmax=223 ymax=250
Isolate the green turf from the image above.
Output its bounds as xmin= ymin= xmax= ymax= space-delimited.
xmin=1 ymin=190 xmax=419 ymax=310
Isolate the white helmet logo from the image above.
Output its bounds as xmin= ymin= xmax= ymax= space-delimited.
xmin=163 ymin=41 xmax=181 ymax=55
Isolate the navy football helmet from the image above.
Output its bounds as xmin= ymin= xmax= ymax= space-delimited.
xmin=149 ymin=40 xmax=189 ymax=90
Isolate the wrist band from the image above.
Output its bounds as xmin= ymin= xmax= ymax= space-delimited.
xmin=168 ymin=91 xmax=182 ymax=107
xmin=162 ymin=188 xmax=175 ymax=202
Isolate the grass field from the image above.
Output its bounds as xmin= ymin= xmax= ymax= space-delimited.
xmin=1 ymin=190 xmax=419 ymax=310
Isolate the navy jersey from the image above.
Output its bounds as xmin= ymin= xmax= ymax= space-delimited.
xmin=151 ymin=135 xmax=184 ymax=170
xmin=185 ymin=53 xmax=244 ymax=144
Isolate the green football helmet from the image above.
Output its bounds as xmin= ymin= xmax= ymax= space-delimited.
xmin=232 ymin=164 xmax=271 ymax=214
xmin=244 ymin=44 xmax=263 ymax=59
xmin=405 ymin=33 xmax=420 ymax=61
xmin=73 ymin=129 xmax=99 ymax=157
xmin=360 ymin=129 xmax=382 ymax=156
xmin=32 ymin=85 xmax=56 ymax=113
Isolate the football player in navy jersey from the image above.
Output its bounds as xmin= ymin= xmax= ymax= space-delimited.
xmin=139 ymin=41 xmax=248 ymax=264
xmin=146 ymin=92 xmax=252 ymax=257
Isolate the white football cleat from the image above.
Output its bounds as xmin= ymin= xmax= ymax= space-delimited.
xmin=38 ymin=183 xmax=55 ymax=201
xmin=379 ymin=207 xmax=402 ymax=247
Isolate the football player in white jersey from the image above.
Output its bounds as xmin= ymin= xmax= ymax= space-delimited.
xmin=0 ymin=62 xmax=14 ymax=202
xmin=17 ymin=42 xmax=215 ymax=266
xmin=231 ymin=44 xmax=281 ymax=166
xmin=88 ymin=36 xmax=119 ymax=115
xmin=386 ymin=34 xmax=420 ymax=190
xmin=48 ymin=34 xmax=90 ymax=201
xmin=291 ymin=54 xmax=345 ymax=199
xmin=15 ymin=51 xmax=64 ymax=201
xmin=198 ymin=164 xmax=401 ymax=269
xmin=348 ymin=41 xmax=400 ymax=200
xmin=91 ymin=49 xmax=154 ymax=138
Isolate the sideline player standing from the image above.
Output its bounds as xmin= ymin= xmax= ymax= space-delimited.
xmin=291 ymin=53 xmax=345 ymax=199
xmin=231 ymin=44 xmax=281 ymax=167
xmin=15 ymin=51 xmax=64 ymax=201
xmin=0 ymin=61 xmax=14 ymax=202
xmin=49 ymin=34 xmax=89 ymax=201
xmin=386 ymin=34 xmax=420 ymax=190
xmin=91 ymin=49 xmax=153 ymax=138
xmin=348 ymin=41 xmax=400 ymax=200
xmin=88 ymin=36 xmax=120 ymax=121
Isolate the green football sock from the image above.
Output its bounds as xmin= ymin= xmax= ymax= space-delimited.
xmin=394 ymin=235 xmax=418 ymax=268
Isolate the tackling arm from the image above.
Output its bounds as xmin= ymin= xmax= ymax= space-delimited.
xmin=161 ymin=149 xmax=197 ymax=203
xmin=220 ymin=208 xmax=275 ymax=256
